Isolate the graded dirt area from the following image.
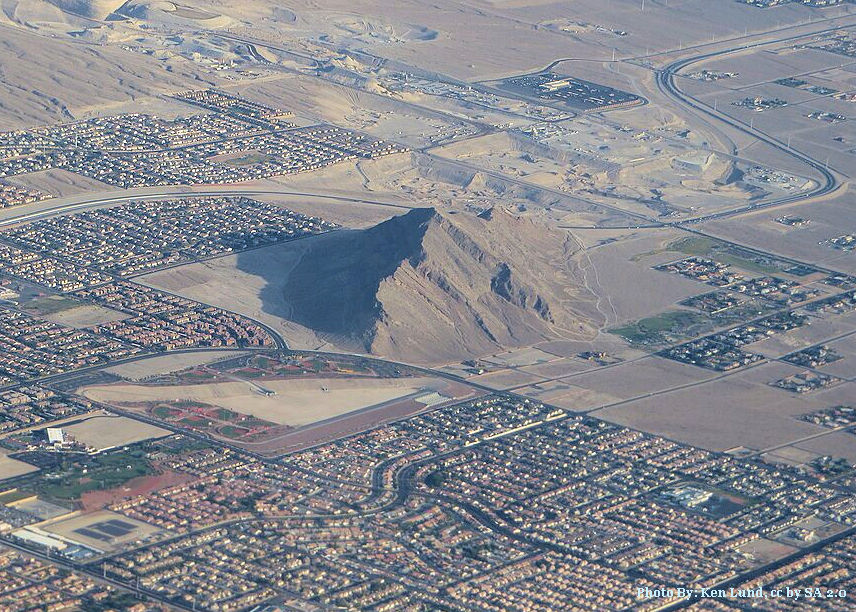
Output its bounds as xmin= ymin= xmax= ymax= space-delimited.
xmin=80 ymin=376 xmax=443 ymax=427
xmin=592 ymin=363 xmax=856 ymax=454
xmin=18 ymin=295 xmax=128 ymax=329
xmin=63 ymin=415 xmax=171 ymax=450
xmin=7 ymin=169 xmax=114 ymax=199
xmin=105 ymin=350 xmax=250 ymax=381
xmin=79 ymin=470 xmax=196 ymax=512
xmin=40 ymin=304 xmax=129 ymax=329
xmin=0 ymin=451 xmax=38 ymax=480
xmin=139 ymin=235 xmax=327 ymax=351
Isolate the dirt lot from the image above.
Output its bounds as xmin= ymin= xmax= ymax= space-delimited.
xmin=0 ymin=451 xmax=38 ymax=481
xmin=80 ymin=376 xmax=444 ymax=427
xmin=63 ymin=415 xmax=171 ymax=450
xmin=592 ymin=362 xmax=855 ymax=453
xmin=105 ymin=351 xmax=250 ymax=381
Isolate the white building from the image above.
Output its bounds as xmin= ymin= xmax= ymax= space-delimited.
xmin=46 ymin=428 xmax=65 ymax=444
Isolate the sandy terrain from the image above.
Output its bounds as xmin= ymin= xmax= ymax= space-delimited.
xmin=7 ymin=169 xmax=114 ymax=199
xmin=41 ymin=305 xmax=129 ymax=329
xmin=63 ymin=415 xmax=171 ymax=450
xmin=81 ymin=376 xmax=442 ymax=427
xmin=139 ymin=235 xmax=327 ymax=351
xmin=593 ymin=363 xmax=856 ymax=453
xmin=571 ymin=229 xmax=705 ymax=327
xmin=483 ymin=347 xmax=559 ymax=368
xmin=703 ymin=186 xmax=856 ymax=276
xmin=252 ymin=191 xmax=413 ymax=229
xmin=470 ymin=369 xmax=545 ymax=391
xmin=0 ymin=451 xmax=38 ymax=480
xmin=793 ymin=431 xmax=856 ymax=464
xmin=105 ymin=350 xmax=249 ymax=381
xmin=518 ymin=381 xmax=619 ymax=412
xmin=556 ymin=356 xmax=715 ymax=402
xmin=0 ymin=20 xmax=215 ymax=128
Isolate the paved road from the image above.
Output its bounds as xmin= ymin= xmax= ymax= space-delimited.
xmin=0 ymin=185 xmax=416 ymax=227
xmin=655 ymin=24 xmax=853 ymax=226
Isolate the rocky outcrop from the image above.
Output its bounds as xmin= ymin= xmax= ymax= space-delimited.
xmin=281 ymin=207 xmax=600 ymax=363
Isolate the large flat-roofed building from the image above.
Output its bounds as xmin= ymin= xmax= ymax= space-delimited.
xmin=46 ymin=427 xmax=64 ymax=444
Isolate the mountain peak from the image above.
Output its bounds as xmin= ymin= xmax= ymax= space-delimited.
xmin=280 ymin=208 xmax=601 ymax=363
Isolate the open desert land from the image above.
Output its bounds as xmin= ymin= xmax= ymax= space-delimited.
xmin=0 ymin=450 xmax=39 ymax=480
xmin=764 ymin=445 xmax=822 ymax=468
xmin=230 ymin=75 xmax=476 ymax=150
xmin=249 ymin=191 xmax=416 ymax=229
xmin=790 ymin=430 xmax=856 ymax=464
xmin=552 ymin=355 xmax=718 ymax=403
xmin=104 ymin=350 xmax=251 ymax=381
xmin=62 ymin=415 xmax=171 ymax=450
xmin=533 ymin=336 xmax=647 ymax=359
xmin=467 ymin=369 xmax=546 ymax=391
xmin=743 ymin=310 xmax=856 ymax=360
xmin=470 ymin=345 xmax=649 ymax=391
xmin=513 ymin=354 xmax=716 ymax=410
xmin=137 ymin=234 xmax=334 ymax=351
xmin=17 ymin=295 xmax=129 ymax=329
xmin=568 ymin=229 xmax=711 ymax=327
xmin=6 ymin=169 xmax=116 ymax=199
xmin=593 ymin=360 xmax=856 ymax=454
xmin=481 ymin=346 xmax=560 ymax=368
xmin=0 ymin=20 xmax=219 ymax=128
xmin=810 ymin=332 xmax=856 ymax=379
xmin=38 ymin=304 xmax=129 ymax=329
xmin=702 ymin=187 xmax=856 ymax=273
xmin=263 ymin=158 xmax=433 ymax=210
xmin=515 ymin=379 xmax=621 ymax=412
xmin=79 ymin=376 xmax=448 ymax=428
xmin=300 ymin=0 xmax=829 ymax=80
xmin=682 ymin=49 xmax=855 ymax=173
xmin=517 ymin=356 xmax=612 ymax=380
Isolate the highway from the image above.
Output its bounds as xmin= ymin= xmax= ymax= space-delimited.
xmin=0 ymin=185 xmax=417 ymax=228
xmin=654 ymin=24 xmax=852 ymax=225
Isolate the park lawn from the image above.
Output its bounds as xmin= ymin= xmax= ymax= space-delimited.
xmin=38 ymin=453 xmax=153 ymax=500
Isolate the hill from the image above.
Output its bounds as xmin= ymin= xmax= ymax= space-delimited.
xmin=47 ymin=0 xmax=125 ymax=19
xmin=281 ymin=207 xmax=601 ymax=363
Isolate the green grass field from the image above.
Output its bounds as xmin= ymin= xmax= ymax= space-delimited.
xmin=609 ymin=310 xmax=710 ymax=346
xmin=669 ymin=237 xmax=784 ymax=275
xmin=19 ymin=296 xmax=82 ymax=316
xmin=37 ymin=452 xmax=153 ymax=500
